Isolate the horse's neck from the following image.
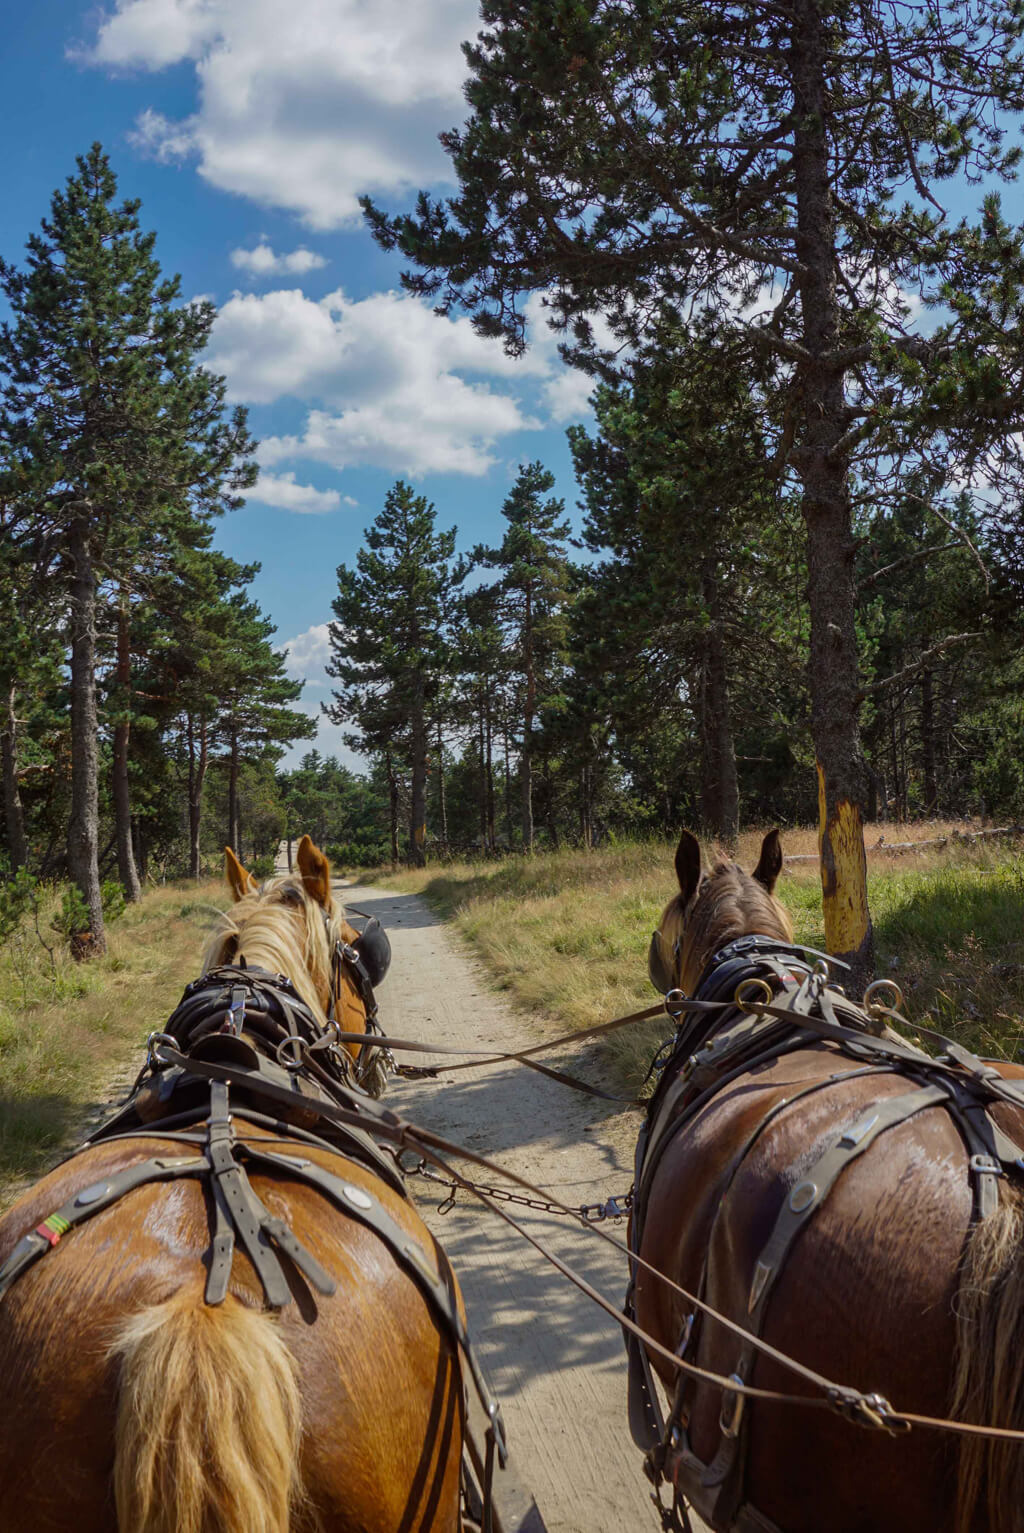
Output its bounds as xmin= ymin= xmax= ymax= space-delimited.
xmin=236 ymin=936 xmax=326 ymax=1021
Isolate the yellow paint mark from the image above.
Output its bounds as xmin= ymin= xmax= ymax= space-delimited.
xmin=414 ymin=822 xmax=426 ymax=847
xmin=816 ymin=761 xmax=869 ymax=957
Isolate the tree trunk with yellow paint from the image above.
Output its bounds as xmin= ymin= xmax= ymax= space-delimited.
xmin=792 ymin=0 xmax=873 ymax=989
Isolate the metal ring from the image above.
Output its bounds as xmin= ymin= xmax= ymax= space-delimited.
xmin=275 ymin=1034 xmax=307 ymax=1072
xmin=664 ymin=987 xmax=688 ymax=1017
xmin=734 ymin=977 xmax=773 ymax=1014
xmin=863 ymin=978 xmax=904 ymax=1014
xmin=146 ymin=1031 xmax=178 ymax=1067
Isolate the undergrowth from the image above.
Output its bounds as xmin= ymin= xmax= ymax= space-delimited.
xmin=368 ymin=826 xmax=1024 ymax=1092
xmin=0 ymin=880 xmax=226 ymax=1203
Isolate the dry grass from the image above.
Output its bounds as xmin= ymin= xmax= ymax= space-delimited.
xmin=0 ymin=881 xmax=227 ymax=1203
xmin=370 ymin=823 xmax=1024 ymax=1092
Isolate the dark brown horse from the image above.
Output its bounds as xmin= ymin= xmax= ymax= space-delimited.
xmin=0 ymin=837 xmax=470 ymax=1533
xmin=633 ymin=830 xmax=1024 ymax=1533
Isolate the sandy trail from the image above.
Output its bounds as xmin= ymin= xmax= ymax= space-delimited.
xmin=341 ymin=881 xmax=707 ymax=1533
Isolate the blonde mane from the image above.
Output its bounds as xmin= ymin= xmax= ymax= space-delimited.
xmin=202 ymin=872 xmax=347 ymax=1024
xmin=660 ymin=854 xmax=794 ymax=995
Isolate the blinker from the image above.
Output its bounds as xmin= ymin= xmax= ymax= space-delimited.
xmin=354 ymin=918 xmax=392 ymax=987
xmin=648 ymin=930 xmax=676 ymax=995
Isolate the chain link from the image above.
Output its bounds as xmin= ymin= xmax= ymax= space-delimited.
xmin=399 ymin=1153 xmax=632 ymax=1223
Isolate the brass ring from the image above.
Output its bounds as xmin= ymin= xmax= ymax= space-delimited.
xmin=734 ymin=977 xmax=773 ymax=1014
xmin=863 ymin=978 xmax=904 ymax=1014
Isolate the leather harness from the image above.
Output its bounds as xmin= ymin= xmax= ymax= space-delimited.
xmin=0 ymin=960 xmax=506 ymax=1523
xmin=626 ymin=937 xmax=1024 ymax=1533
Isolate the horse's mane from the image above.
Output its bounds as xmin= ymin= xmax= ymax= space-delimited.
xmin=202 ymin=872 xmax=346 ymax=1024
xmin=661 ymin=854 xmax=794 ymax=993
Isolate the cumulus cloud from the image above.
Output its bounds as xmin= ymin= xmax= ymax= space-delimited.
xmin=231 ymin=242 xmax=327 ymax=278
xmin=81 ymin=0 xmax=480 ymax=227
xmin=248 ymin=472 xmax=345 ymax=514
xmin=211 ymin=286 xmax=551 ymax=477
xmin=278 ymin=622 xmax=332 ymax=682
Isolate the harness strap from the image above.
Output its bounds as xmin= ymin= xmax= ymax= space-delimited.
xmin=0 ymin=1153 xmax=206 ymax=1300
xmin=135 ymin=1044 xmax=407 ymax=1198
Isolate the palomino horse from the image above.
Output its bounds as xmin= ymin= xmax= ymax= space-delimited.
xmin=0 ymin=837 xmax=483 ymax=1533
xmin=631 ymin=830 xmax=1024 ymax=1533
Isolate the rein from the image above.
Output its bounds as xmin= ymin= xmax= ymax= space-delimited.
xmin=325 ymin=1002 xmax=665 ymax=1104
xmin=141 ymin=1020 xmax=1024 ymax=1448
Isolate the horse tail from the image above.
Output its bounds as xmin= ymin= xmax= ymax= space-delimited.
xmin=111 ymin=1284 xmax=303 ymax=1533
xmin=952 ymin=1181 xmax=1024 ymax=1533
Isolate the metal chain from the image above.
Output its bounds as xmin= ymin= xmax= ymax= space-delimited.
xmin=400 ymin=1154 xmax=632 ymax=1223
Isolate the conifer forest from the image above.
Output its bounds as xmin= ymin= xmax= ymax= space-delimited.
xmin=5 ymin=4 xmax=1024 ymax=978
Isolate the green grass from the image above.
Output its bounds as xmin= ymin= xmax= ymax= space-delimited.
xmin=0 ymin=880 xmax=227 ymax=1204
xmin=367 ymin=830 xmax=1024 ymax=1090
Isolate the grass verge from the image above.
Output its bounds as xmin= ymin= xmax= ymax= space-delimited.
xmin=0 ymin=881 xmax=226 ymax=1204
xmin=364 ymin=825 xmax=1024 ymax=1092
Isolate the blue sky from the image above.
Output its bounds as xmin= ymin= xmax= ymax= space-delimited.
xmin=0 ymin=0 xmax=592 ymax=766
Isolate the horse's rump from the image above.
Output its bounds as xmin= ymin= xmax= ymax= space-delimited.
xmin=0 ymin=1128 xmax=465 ymax=1533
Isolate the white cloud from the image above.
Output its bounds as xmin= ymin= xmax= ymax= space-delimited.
xmin=542 ymin=370 xmax=595 ymax=423
xmin=211 ymin=286 xmax=549 ymax=477
xmin=278 ymin=622 xmax=332 ymax=680
xmin=82 ymin=0 xmax=480 ymax=228
xmin=231 ymin=242 xmax=327 ymax=278
xmin=129 ymin=106 xmax=197 ymax=162
xmin=248 ymin=472 xmax=344 ymax=514
xmin=275 ymin=622 xmax=368 ymax=769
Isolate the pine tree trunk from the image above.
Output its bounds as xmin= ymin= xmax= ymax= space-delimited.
xmin=792 ymin=0 xmax=872 ymax=984
xmin=187 ymin=715 xmax=209 ymax=879
xmin=228 ymin=731 xmax=241 ymax=854
xmin=113 ymin=600 xmax=141 ymax=902
xmin=386 ymin=748 xmax=399 ymax=866
xmin=485 ymin=702 xmax=496 ymax=854
xmin=698 ymin=563 xmax=739 ymax=846
xmin=1 ymin=680 xmax=28 ymax=871
xmin=409 ymin=681 xmax=427 ymax=867
xmin=921 ymin=669 xmax=938 ymax=814
xmin=503 ymin=729 xmax=513 ymax=848
xmin=67 ymin=516 xmax=106 ymax=957
xmin=478 ymin=705 xmax=488 ymax=851
xmin=436 ymin=716 xmax=448 ymax=850
xmin=521 ymin=587 xmax=535 ymax=852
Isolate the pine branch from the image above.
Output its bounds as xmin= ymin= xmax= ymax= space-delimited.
xmin=861 ymin=632 xmax=982 ymax=698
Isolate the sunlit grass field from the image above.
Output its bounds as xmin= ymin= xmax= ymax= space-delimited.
xmin=366 ymin=823 xmax=1024 ymax=1091
xmin=0 ymin=881 xmax=227 ymax=1203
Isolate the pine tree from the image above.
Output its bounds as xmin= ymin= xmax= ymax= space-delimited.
xmin=214 ymin=594 xmax=315 ymax=856
xmin=569 ymin=325 xmax=794 ymax=843
xmin=474 ymin=463 xmax=573 ymax=851
xmin=0 ymin=144 xmax=255 ymax=950
xmin=325 ymin=482 xmax=458 ymax=867
xmin=366 ymin=0 xmax=1024 ymax=978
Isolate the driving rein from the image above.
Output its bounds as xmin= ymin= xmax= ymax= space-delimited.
xmin=627 ymin=936 xmax=1024 ymax=1533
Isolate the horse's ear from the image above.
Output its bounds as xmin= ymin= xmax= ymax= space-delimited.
xmin=753 ymin=829 xmax=783 ymax=893
xmin=224 ymin=845 xmax=257 ymax=902
xmin=297 ymin=834 xmax=332 ymax=907
xmin=674 ymin=830 xmax=703 ymax=907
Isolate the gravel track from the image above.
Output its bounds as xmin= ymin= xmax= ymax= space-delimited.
xmin=342 ymin=881 xmax=708 ymax=1533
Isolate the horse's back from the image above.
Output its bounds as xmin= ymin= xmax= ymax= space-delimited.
xmin=0 ymin=1132 xmax=463 ymax=1533
xmin=637 ymin=1042 xmax=983 ymax=1533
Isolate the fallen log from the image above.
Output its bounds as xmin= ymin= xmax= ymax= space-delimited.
xmin=783 ymin=825 xmax=1024 ymax=864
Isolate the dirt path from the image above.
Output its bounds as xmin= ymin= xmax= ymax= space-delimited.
xmin=342 ymin=881 xmax=704 ymax=1533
